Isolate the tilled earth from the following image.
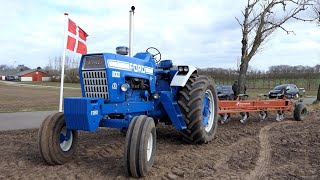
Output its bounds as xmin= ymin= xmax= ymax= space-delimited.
xmin=0 ymin=108 xmax=319 ymax=179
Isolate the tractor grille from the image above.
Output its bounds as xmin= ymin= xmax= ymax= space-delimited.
xmin=82 ymin=70 xmax=109 ymax=99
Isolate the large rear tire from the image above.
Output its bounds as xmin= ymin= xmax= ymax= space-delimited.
xmin=178 ymin=75 xmax=218 ymax=144
xmin=124 ymin=115 xmax=156 ymax=177
xmin=38 ymin=112 xmax=78 ymax=165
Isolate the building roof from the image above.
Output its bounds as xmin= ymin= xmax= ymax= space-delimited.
xmin=15 ymin=69 xmax=48 ymax=76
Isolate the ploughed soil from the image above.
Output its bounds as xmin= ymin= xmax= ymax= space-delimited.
xmin=0 ymin=107 xmax=319 ymax=179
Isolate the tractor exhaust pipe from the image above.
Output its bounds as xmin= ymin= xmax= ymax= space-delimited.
xmin=129 ymin=6 xmax=135 ymax=57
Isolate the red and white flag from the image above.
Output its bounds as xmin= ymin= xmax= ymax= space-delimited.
xmin=66 ymin=18 xmax=88 ymax=54
xmin=59 ymin=15 xmax=89 ymax=112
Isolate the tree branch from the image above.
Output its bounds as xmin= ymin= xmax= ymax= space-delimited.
xmin=262 ymin=1 xmax=312 ymax=33
xmin=239 ymin=0 xmax=314 ymax=64
xmin=235 ymin=17 xmax=244 ymax=31
xmin=266 ymin=21 xmax=296 ymax=34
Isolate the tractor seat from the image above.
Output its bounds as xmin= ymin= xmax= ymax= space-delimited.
xmin=158 ymin=60 xmax=173 ymax=70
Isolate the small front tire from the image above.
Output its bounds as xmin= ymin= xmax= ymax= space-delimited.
xmin=124 ymin=115 xmax=156 ymax=178
xmin=38 ymin=112 xmax=78 ymax=165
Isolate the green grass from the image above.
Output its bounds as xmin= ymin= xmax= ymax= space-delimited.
xmin=246 ymin=78 xmax=320 ymax=91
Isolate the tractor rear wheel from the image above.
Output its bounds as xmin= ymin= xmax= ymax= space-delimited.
xmin=38 ymin=112 xmax=78 ymax=165
xmin=178 ymin=75 xmax=218 ymax=144
xmin=293 ymin=103 xmax=307 ymax=121
xmin=124 ymin=115 xmax=156 ymax=178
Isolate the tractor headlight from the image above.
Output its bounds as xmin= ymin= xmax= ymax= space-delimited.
xmin=121 ymin=83 xmax=130 ymax=92
xmin=178 ymin=66 xmax=189 ymax=74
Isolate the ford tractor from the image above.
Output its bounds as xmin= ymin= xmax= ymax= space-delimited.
xmin=38 ymin=7 xmax=218 ymax=178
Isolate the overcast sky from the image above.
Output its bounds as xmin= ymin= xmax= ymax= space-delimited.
xmin=1 ymin=0 xmax=319 ymax=71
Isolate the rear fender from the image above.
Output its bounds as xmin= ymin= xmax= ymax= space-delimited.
xmin=170 ymin=65 xmax=197 ymax=87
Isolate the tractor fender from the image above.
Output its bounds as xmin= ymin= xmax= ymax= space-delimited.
xmin=170 ymin=65 xmax=197 ymax=87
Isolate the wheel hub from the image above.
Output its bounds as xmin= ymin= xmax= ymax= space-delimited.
xmin=202 ymin=90 xmax=215 ymax=132
xmin=147 ymin=133 xmax=153 ymax=161
xmin=59 ymin=127 xmax=73 ymax=152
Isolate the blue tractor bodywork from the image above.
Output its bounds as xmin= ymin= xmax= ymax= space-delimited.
xmin=64 ymin=51 xmax=190 ymax=132
xmin=38 ymin=8 xmax=218 ymax=177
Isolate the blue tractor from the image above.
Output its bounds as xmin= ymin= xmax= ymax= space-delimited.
xmin=38 ymin=46 xmax=219 ymax=177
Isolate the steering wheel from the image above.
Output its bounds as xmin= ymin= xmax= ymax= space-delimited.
xmin=146 ymin=47 xmax=161 ymax=63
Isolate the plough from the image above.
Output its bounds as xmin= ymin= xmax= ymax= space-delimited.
xmin=218 ymin=94 xmax=307 ymax=124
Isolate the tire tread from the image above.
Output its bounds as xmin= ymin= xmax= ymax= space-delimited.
xmin=178 ymin=75 xmax=218 ymax=144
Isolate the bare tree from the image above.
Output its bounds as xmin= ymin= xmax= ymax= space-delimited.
xmin=45 ymin=56 xmax=81 ymax=82
xmin=236 ymin=0 xmax=315 ymax=95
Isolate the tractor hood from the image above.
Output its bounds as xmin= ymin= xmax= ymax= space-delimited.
xmin=79 ymin=52 xmax=157 ymax=103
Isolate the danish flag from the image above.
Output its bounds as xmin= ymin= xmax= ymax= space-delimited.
xmin=66 ymin=18 xmax=88 ymax=54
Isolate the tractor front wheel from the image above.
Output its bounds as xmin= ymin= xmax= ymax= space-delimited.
xmin=178 ymin=75 xmax=218 ymax=144
xmin=124 ymin=115 xmax=156 ymax=177
xmin=38 ymin=112 xmax=78 ymax=165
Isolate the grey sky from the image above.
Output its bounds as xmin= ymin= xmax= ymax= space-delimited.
xmin=0 ymin=0 xmax=319 ymax=70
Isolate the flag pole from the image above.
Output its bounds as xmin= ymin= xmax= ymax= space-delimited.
xmin=59 ymin=13 xmax=69 ymax=112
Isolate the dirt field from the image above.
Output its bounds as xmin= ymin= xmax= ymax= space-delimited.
xmin=0 ymin=83 xmax=81 ymax=112
xmin=0 ymin=107 xmax=319 ymax=179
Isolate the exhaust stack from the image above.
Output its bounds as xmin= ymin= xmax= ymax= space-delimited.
xmin=129 ymin=6 xmax=135 ymax=57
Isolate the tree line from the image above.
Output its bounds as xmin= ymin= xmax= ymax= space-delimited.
xmin=43 ymin=56 xmax=80 ymax=83
xmin=198 ymin=64 xmax=320 ymax=90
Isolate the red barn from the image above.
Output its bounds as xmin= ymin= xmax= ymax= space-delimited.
xmin=16 ymin=69 xmax=50 ymax=82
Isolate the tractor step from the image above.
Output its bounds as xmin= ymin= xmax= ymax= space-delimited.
xmin=160 ymin=92 xmax=187 ymax=130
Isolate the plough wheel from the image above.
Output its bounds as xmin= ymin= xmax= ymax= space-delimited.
xmin=178 ymin=75 xmax=218 ymax=144
xmin=259 ymin=111 xmax=268 ymax=121
xmin=293 ymin=103 xmax=307 ymax=121
xmin=38 ymin=112 xmax=78 ymax=165
xmin=276 ymin=110 xmax=285 ymax=121
xmin=124 ymin=115 xmax=156 ymax=177
xmin=240 ymin=112 xmax=249 ymax=124
xmin=219 ymin=113 xmax=231 ymax=124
